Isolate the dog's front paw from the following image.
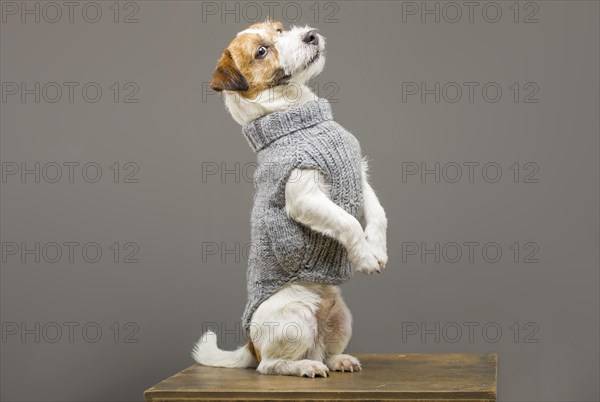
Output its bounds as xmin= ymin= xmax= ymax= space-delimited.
xmin=350 ymin=244 xmax=382 ymax=275
xmin=365 ymin=226 xmax=388 ymax=269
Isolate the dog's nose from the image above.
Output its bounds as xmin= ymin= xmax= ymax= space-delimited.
xmin=302 ymin=30 xmax=319 ymax=45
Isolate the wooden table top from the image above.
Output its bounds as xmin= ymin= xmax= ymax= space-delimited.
xmin=145 ymin=353 xmax=497 ymax=401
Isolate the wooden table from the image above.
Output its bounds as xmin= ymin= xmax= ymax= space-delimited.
xmin=145 ymin=353 xmax=497 ymax=401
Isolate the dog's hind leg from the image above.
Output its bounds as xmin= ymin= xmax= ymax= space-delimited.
xmin=322 ymin=293 xmax=361 ymax=372
xmin=250 ymin=284 xmax=329 ymax=377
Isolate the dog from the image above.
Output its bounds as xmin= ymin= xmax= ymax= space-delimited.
xmin=193 ymin=20 xmax=388 ymax=378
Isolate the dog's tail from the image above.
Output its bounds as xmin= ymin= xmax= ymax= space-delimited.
xmin=192 ymin=331 xmax=258 ymax=368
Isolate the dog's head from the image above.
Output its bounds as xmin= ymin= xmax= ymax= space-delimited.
xmin=210 ymin=20 xmax=326 ymax=99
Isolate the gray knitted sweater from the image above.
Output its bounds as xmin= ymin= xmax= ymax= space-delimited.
xmin=240 ymin=99 xmax=364 ymax=334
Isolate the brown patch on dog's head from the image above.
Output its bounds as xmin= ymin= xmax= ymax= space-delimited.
xmin=210 ymin=20 xmax=289 ymax=98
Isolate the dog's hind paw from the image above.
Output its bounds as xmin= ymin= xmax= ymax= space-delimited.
xmin=298 ymin=360 xmax=330 ymax=378
xmin=326 ymin=354 xmax=362 ymax=372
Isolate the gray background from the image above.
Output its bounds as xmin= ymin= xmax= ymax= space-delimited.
xmin=1 ymin=1 xmax=598 ymax=401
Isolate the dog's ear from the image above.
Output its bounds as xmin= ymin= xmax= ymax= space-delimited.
xmin=211 ymin=50 xmax=249 ymax=92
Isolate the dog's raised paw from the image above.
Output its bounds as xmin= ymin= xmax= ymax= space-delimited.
xmin=351 ymin=246 xmax=382 ymax=275
xmin=298 ymin=360 xmax=330 ymax=378
xmin=326 ymin=354 xmax=362 ymax=373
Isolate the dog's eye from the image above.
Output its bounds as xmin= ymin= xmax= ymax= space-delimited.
xmin=276 ymin=29 xmax=283 ymax=33
xmin=256 ymin=46 xmax=268 ymax=59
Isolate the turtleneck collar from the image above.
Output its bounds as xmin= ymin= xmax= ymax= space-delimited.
xmin=242 ymin=99 xmax=333 ymax=153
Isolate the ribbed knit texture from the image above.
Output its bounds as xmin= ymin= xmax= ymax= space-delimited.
xmin=240 ymin=99 xmax=364 ymax=334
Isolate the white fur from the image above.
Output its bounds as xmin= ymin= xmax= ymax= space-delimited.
xmin=192 ymin=331 xmax=257 ymax=368
xmin=237 ymin=28 xmax=266 ymax=36
xmin=275 ymin=25 xmax=326 ymax=82
xmin=224 ymin=84 xmax=319 ymax=126
xmin=250 ymin=283 xmax=356 ymax=377
xmin=194 ymin=23 xmax=387 ymax=377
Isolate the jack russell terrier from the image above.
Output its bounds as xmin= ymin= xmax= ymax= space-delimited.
xmin=193 ymin=20 xmax=388 ymax=378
